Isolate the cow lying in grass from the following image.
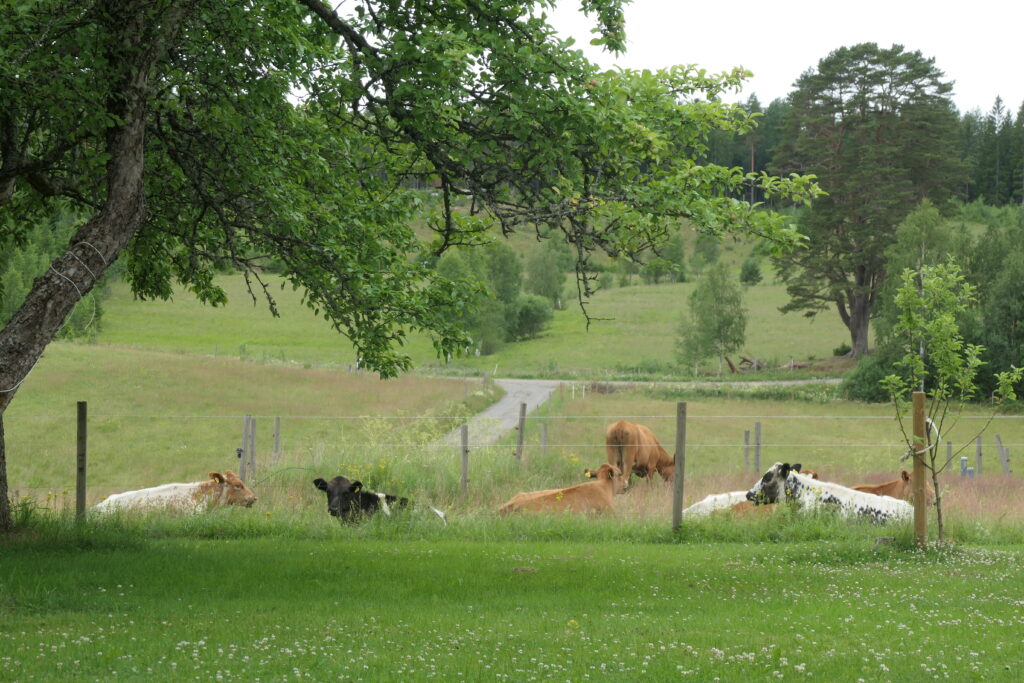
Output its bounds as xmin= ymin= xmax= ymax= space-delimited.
xmin=94 ymin=470 xmax=256 ymax=513
xmin=312 ymin=476 xmax=446 ymax=524
xmin=746 ymin=462 xmax=912 ymax=523
xmin=680 ymin=469 xmax=820 ymax=519
xmin=605 ymin=420 xmax=674 ymax=488
xmin=853 ymin=470 xmax=935 ymax=504
xmin=499 ymin=463 xmax=624 ymax=515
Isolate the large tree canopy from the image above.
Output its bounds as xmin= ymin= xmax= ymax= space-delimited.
xmin=770 ymin=43 xmax=964 ymax=357
xmin=0 ymin=0 xmax=818 ymax=529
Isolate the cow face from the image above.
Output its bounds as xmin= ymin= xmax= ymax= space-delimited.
xmin=583 ymin=463 xmax=626 ymax=494
xmin=313 ymin=475 xmax=363 ymax=519
xmin=745 ymin=462 xmax=802 ymax=505
xmin=209 ymin=470 xmax=257 ymax=507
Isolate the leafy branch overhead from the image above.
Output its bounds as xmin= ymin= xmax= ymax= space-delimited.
xmin=1 ymin=0 xmax=819 ymax=386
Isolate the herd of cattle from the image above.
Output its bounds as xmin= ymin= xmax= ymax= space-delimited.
xmin=92 ymin=419 xmax=933 ymax=525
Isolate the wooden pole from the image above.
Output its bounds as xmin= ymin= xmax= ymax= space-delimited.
xmin=515 ymin=402 xmax=526 ymax=462
xmin=672 ymin=402 xmax=687 ymax=532
xmin=273 ymin=416 xmax=281 ymax=465
xmin=240 ymin=415 xmax=250 ymax=481
xmin=912 ymin=391 xmax=927 ymax=545
xmin=976 ymin=435 xmax=983 ymax=476
xmin=76 ymin=401 xmax=87 ymax=521
xmin=754 ymin=421 xmax=762 ymax=473
xmin=743 ymin=429 xmax=750 ymax=471
xmin=461 ymin=424 xmax=469 ymax=494
xmin=248 ymin=416 xmax=257 ymax=480
xmin=995 ymin=435 xmax=1011 ymax=474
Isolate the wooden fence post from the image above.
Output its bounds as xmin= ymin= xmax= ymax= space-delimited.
xmin=995 ymin=435 xmax=1011 ymax=474
xmin=912 ymin=391 xmax=928 ymax=545
xmin=248 ymin=416 xmax=257 ymax=480
xmin=960 ymin=456 xmax=968 ymax=476
xmin=240 ymin=415 xmax=250 ymax=481
xmin=754 ymin=421 xmax=762 ymax=473
xmin=515 ymin=402 xmax=526 ymax=463
xmin=976 ymin=435 xmax=983 ymax=476
xmin=743 ymin=429 xmax=750 ymax=472
xmin=672 ymin=402 xmax=687 ymax=533
xmin=273 ymin=416 xmax=281 ymax=465
xmin=76 ymin=401 xmax=87 ymax=521
xmin=461 ymin=424 xmax=469 ymax=495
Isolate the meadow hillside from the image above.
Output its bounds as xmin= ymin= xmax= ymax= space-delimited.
xmin=97 ymin=265 xmax=856 ymax=380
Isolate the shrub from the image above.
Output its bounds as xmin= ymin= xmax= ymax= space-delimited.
xmin=832 ymin=342 xmax=852 ymax=357
xmin=739 ymin=256 xmax=763 ymax=285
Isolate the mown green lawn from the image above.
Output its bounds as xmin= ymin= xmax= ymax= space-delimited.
xmin=2 ymin=519 xmax=1021 ymax=681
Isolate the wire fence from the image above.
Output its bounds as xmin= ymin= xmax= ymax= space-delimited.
xmin=7 ymin=408 xmax=1022 ymax=508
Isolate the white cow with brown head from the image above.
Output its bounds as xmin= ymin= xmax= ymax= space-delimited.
xmin=94 ymin=471 xmax=257 ymax=513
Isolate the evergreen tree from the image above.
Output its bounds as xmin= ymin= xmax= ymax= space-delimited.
xmin=770 ymin=43 xmax=965 ymax=357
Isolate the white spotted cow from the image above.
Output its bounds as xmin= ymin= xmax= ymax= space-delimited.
xmin=680 ymin=491 xmax=749 ymax=519
xmin=94 ymin=470 xmax=257 ymax=513
xmin=746 ymin=462 xmax=912 ymax=523
xmin=681 ymin=468 xmax=820 ymax=519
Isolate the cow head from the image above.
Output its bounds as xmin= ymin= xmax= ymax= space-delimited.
xmin=208 ymin=470 xmax=257 ymax=507
xmin=583 ymin=463 xmax=626 ymax=494
xmin=899 ymin=470 xmax=936 ymax=504
xmin=313 ymin=475 xmax=365 ymax=519
xmin=745 ymin=462 xmax=802 ymax=505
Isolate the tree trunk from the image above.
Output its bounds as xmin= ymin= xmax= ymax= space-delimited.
xmin=843 ymin=293 xmax=872 ymax=357
xmin=0 ymin=1 xmax=186 ymax=532
xmin=0 ymin=416 xmax=9 ymax=531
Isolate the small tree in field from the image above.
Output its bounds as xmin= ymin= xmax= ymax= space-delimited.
xmin=881 ymin=262 xmax=1022 ymax=542
xmin=676 ymin=262 xmax=747 ymax=376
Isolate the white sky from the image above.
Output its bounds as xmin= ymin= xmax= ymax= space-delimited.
xmin=547 ymin=0 xmax=1023 ymax=115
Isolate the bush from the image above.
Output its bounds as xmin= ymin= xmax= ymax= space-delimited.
xmin=832 ymin=342 xmax=852 ymax=357
xmin=739 ymin=256 xmax=763 ymax=285
xmin=509 ymin=294 xmax=553 ymax=340
xmin=840 ymin=345 xmax=900 ymax=402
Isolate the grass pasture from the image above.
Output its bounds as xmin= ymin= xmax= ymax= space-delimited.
xmin=98 ymin=273 xmax=856 ymax=379
xmin=2 ymin=513 xmax=1023 ymax=681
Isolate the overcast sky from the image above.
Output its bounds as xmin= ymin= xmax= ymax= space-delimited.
xmin=547 ymin=0 xmax=1023 ymax=115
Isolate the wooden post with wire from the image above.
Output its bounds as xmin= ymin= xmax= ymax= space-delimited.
xmin=912 ymin=391 xmax=928 ymax=545
xmin=76 ymin=401 xmax=87 ymax=521
xmin=515 ymin=402 xmax=526 ymax=463
xmin=460 ymin=423 xmax=469 ymax=494
xmin=672 ymin=401 xmax=687 ymax=533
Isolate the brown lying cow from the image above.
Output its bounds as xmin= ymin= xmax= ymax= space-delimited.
xmin=853 ymin=470 xmax=935 ymax=504
xmin=498 ymin=464 xmax=624 ymax=515
xmin=605 ymin=420 xmax=674 ymax=488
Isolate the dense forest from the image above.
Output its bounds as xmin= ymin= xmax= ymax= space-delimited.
xmin=706 ymin=94 xmax=1024 ymax=208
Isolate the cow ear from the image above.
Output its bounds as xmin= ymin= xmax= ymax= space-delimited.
xmin=583 ymin=468 xmax=593 ymax=479
xmin=901 ymin=470 xmax=911 ymax=481
xmin=779 ymin=463 xmax=791 ymax=477
xmin=313 ymin=478 xmax=328 ymax=491
xmin=351 ymin=481 xmax=363 ymax=492
xmin=791 ymin=463 xmax=802 ymax=473
xmin=209 ymin=472 xmax=225 ymax=483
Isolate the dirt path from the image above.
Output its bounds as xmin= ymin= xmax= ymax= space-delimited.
xmin=440 ymin=376 xmax=840 ymax=447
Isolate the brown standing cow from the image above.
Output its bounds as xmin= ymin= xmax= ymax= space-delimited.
xmin=605 ymin=420 xmax=674 ymax=488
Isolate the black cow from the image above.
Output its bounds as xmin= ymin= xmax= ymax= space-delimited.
xmin=312 ymin=476 xmax=445 ymax=524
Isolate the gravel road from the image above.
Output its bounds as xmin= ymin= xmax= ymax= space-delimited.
xmin=440 ymin=376 xmax=841 ymax=447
